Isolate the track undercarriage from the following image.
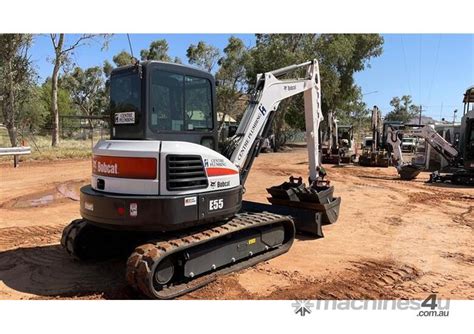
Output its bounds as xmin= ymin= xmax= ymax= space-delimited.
xmin=61 ymin=213 xmax=295 ymax=299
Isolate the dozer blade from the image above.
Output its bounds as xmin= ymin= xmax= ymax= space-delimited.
xmin=398 ymin=164 xmax=423 ymax=180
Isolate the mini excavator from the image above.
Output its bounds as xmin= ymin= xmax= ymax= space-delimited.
xmin=62 ymin=59 xmax=341 ymax=298
xmin=387 ymin=86 xmax=474 ymax=185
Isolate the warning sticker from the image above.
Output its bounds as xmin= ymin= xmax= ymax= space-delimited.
xmin=184 ymin=196 xmax=197 ymax=207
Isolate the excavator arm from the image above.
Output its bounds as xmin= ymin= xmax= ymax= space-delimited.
xmin=225 ymin=60 xmax=323 ymax=185
xmin=387 ymin=125 xmax=459 ymax=179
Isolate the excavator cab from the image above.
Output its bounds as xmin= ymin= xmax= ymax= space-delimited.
xmin=110 ymin=61 xmax=218 ymax=150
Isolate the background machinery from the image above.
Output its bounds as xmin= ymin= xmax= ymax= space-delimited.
xmin=321 ymin=110 xmax=340 ymax=164
xmin=321 ymin=112 xmax=356 ymax=164
xmin=61 ymin=59 xmax=341 ymax=299
xmin=387 ymin=86 xmax=474 ymax=185
xmin=337 ymin=124 xmax=356 ymax=163
xmin=359 ymin=106 xmax=391 ymax=167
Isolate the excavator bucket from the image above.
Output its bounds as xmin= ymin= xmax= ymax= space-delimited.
xmin=266 ymin=176 xmax=334 ymax=204
xmin=263 ymin=176 xmax=341 ymax=236
xmin=241 ymin=200 xmax=324 ymax=238
xmin=398 ymin=164 xmax=423 ymax=180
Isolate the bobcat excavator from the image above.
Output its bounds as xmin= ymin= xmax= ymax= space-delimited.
xmin=359 ymin=105 xmax=391 ymax=167
xmin=386 ymin=86 xmax=474 ymax=185
xmin=61 ymin=59 xmax=340 ymax=299
xmin=321 ymin=111 xmax=356 ymax=164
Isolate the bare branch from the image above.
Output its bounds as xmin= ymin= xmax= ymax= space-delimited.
xmin=61 ymin=34 xmax=97 ymax=55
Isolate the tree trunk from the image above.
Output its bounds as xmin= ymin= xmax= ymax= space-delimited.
xmin=50 ymin=34 xmax=64 ymax=147
xmin=3 ymin=39 xmax=17 ymax=147
xmin=51 ymin=60 xmax=60 ymax=147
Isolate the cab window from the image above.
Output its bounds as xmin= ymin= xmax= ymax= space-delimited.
xmin=149 ymin=69 xmax=213 ymax=132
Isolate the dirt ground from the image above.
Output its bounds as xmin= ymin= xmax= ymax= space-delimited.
xmin=0 ymin=148 xmax=473 ymax=300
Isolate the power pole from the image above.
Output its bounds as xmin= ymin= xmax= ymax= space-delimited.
xmin=419 ymin=104 xmax=422 ymax=125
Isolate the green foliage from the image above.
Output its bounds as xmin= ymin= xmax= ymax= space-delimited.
xmin=63 ymin=66 xmax=107 ymax=118
xmin=244 ymin=34 xmax=384 ymax=147
xmin=214 ymin=37 xmax=250 ymax=129
xmin=38 ymin=78 xmax=76 ymax=133
xmin=103 ymin=60 xmax=114 ymax=77
xmin=112 ymin=51 xmax=133 ymax=67
xmin=186 ymin=41 xmax=220 ymax=72
xmin=48 ymin=34 xmax=110 ymax=146
xmin=140 ymin=40 xmax=171 ymax=62
xmin=0 ymin=34 xmax=37 ymax=146
xmin=385 ymin=95 xmax=420 ymax=123
xmin=217 ymin=37 xmax=250 ymax=89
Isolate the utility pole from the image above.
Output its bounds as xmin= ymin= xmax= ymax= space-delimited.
xmin=453 ymin=109 xmax=458 ymax=148
xmin=419 ymin=104 xmax=422 ymax=125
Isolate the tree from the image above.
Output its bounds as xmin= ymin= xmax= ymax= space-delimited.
xmin=385 ymin=95 xmax=420 ymax=123
xmin=0 ymin=34 xmax=36 ymax=147
xmin=244 ymin=34 xmax=384 ymax=149
xmin=103 ymin=60 xmax=114 ymax=78
xmin=140 ymin=39 xmax=171 ymax=62
xmin=112 ymin=50 xmax=134 ymax=67
xmin=63 ymin=66 xmax=107 ymax=129
xmin=49 ymin=34 xmax=109 ymax=146
xmin=186 ymin=41 xmax=220 ymax=72
xmin=38 ymin=78 xmax=75 ymax=135
xmin=215 ymin=37 xmax=250 ymax=130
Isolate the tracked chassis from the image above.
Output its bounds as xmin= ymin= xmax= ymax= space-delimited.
xmin=62 ymin=213 xmax=295 ymax=299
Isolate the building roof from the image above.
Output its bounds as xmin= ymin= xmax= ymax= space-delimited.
xmin=406 ymin=116 xmax=436 ymax=125
xmin=217 ymin=112 xmax=237 ymax=123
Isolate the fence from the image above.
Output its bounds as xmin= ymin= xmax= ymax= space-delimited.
xmin=0 ymin=146 xmax=31 ymax=167
xmin=59 ymin=115 xmax=110 ymax=149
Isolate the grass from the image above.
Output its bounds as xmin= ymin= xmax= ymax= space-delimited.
xmin=0 ymin=128 xmax=106 ymax=163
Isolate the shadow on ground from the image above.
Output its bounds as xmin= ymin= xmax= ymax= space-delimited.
xmin=0 ymin=245 xmax=137 ymax=299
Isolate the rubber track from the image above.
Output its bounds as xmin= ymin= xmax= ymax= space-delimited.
xmin=60 ymin=219 xmax=86 ymax=260
xmin=126 ymin=212 xmax=295 ymax=299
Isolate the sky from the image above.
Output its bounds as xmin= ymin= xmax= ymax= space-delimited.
xmin=30 ymin=34 xmax=474 ymax=121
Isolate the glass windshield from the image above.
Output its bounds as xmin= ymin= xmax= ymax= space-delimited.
xmin=150 ymin=69 xmax=213 ymax=132
xmin=185 ymin=76 xmax=213 ymax=130
xmin=110 ymin=72 xmax=141 ymax=114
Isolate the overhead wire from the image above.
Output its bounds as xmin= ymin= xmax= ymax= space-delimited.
xmin=400 ymin=35 xmax=412 ymax=96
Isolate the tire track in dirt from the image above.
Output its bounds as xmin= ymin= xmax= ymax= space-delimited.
xmin=0 ymin=224 xmax=136 ymax=299
xmin=0 ymin=243 xmax=126 ymax=298
xmin=0 ymin=225 xmax=63 ymax=250
xmin=451 ymin=206 xmax=474 ymax=228
xmin=440 ymin=252 xmax=474 ymax=266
